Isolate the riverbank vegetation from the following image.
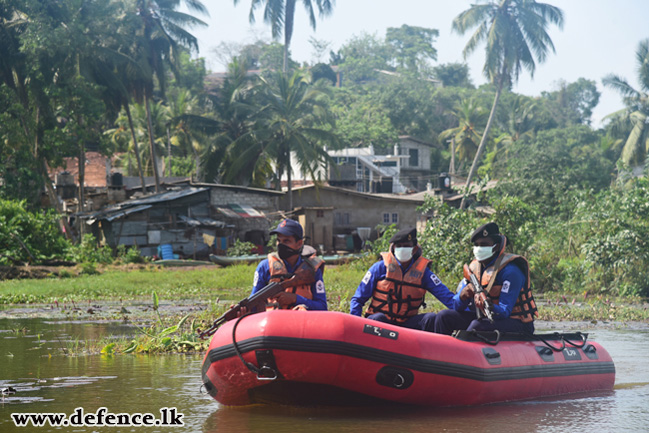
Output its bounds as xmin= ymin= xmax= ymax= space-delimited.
xmin=2 ymin=2 xmax=649 ymax=353
xmin=1 ymin=262 xmax=648 ymax=355
xmin=2 ymin=2 xmax=649 ymax=300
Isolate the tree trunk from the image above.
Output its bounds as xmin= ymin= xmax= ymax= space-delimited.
xmin=28 ymin=107 xmax=74 ymax=242
xmin=126 ymin=104 xmax=146 ymax=191
xmin=166 ymin=124 xmax=172 ymax=177
xmin=193 ymin=144 xmax=201 ymax=181
xmin=145 ymin=97 xmax=161 ymax=193
xmin=283 ymin=0 xmax=296 ymax=73
xmin=287 ymin=155 xmax=293 ymax=211
xmin=449 ymin=137 xmax=456 ymax=175
xmin=78 ymin=143 xmax=85 ymax=213
xmin=40 ymin=159 xmax=75 ymax=242
xmin=460 ymin=83 xmax=503 ymax=209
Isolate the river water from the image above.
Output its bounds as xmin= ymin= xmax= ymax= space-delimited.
xmin=0 ymin=317 xmax=648 ymax=432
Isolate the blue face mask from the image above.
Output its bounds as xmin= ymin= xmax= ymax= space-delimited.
xmin=473 ymin=245 xmax=496 ymax=261
xmin=394 ymin=247 xmax=413 ymax=262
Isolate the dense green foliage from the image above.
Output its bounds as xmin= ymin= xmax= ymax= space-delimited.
xmin=0 ymin=200 xmax=69 ymax=265
xmin=2 ymin=2 xmax=649 ymax=301
xmin=409 ymin=177 xmax=649 ymax=298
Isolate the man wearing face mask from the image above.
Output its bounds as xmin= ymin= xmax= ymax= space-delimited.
xmin=434 ymin=222 xmax=537 ymax=335
xmin=350 ymin=227 xmax=454 ymax=331
xmin=251 ymin=219 xmax=327 ymax=311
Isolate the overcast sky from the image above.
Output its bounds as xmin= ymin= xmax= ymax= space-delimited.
xmin=187 ymin=0 xmax=649 ymax=128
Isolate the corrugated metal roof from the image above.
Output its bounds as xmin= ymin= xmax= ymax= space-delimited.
xmin=80 ymin=187 xmax=209 ymax=222
xmin=123 ymin=187 xmax=209 ymax=206
xmin=178 ymin=215 xmax=227 ymax=228
xmin=85 ymin=205 xmax=153 ymax=225
xmin=229 ymin=203 xmax=264 ymax=218
xmin=216 ymin=204 xmax=265 ymax=219
xmin=216 ymin=207 xmax=242 ymax=219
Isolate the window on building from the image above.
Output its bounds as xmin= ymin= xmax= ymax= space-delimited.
xmin=316 ymin=210 xmax=324 ymax=218
xmin=383 ymin=213 xmax=391 ymax=224
xmin=335 ymin=212 xmax=350 ymax=225
xmin=392 ymin=213 xmax=398 ymax=223
xmin=409 ymin=148 xmax=419 ymax=167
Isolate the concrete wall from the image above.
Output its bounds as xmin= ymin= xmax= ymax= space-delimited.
xmin=285 ymin=187 xmax=424 ymax=236
xmin=209 ymin=186 xmax=281 ymax=247
xmin=297 ymin=209 xmax=334 ymax=252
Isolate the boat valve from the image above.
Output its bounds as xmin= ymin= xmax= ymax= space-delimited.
xmin=376 ymin=366 xmax=414 ymax=389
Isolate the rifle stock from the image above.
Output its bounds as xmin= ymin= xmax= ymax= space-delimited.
xmin=463 ymin=264 xmax=495 ymax=323
xmin=198 ymin=259 xmax=319 ymax=338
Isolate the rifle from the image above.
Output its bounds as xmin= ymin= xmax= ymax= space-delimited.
xmin=198 ymin=259 xmax=319 ymax=339
xmin=463 ymin=264 xmax=495 ymax=323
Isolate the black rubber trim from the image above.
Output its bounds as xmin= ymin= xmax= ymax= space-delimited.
xmin=201 ymin=356 xmax=218 ymax=398
xmin=203 ymin=336 xmax=615 ymax=382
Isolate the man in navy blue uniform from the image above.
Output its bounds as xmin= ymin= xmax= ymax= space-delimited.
xmin=434 ymin=222 xmax=537 ymax=335
xmin=251 ymin=219 xmax=327 ymax=311
xmin=350 ymin=227 xmax=454 ymax=331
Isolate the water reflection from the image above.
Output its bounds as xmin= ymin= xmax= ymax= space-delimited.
xmin=203 ymin=392 xmax=621 ymax=433
xmin=0 ymin=319 xmax=648 ymax=432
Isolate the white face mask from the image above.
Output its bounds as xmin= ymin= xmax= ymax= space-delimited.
xmin=394 ymin=247 xmax=413 ymax=262
xmin=473 ymin=245 xmax=496 ymax=261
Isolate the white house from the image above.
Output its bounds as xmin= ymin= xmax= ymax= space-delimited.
xmin=280 ymin=136 xmax=440 ymax=194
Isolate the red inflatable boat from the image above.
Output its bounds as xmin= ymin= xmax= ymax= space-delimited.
xmin=201 ymin=310 xmax=615 ymax=406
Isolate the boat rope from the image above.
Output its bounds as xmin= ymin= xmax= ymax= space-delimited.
xmin=231 ymin=314 xmax=261 ymax=375
xmin=528 ymin=331 xmax=588 ymax=351
xmin=563 ymin=331 xmax=588 ymax=348
xmin=469 ymin=329 xmax=501 ymax=345
xmin=231 ymin=314 xmax=278 ymax=381
xmin=529 ymin=333 xmax=566 ymax=352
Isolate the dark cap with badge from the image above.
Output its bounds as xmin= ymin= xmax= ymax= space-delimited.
xmin=270 ymin=219 xmax=303 ymax=239
xmin=389 ymin=227 xmax=417 ymax=245
xmin=470 ymin=222 xmax=500 ymax=243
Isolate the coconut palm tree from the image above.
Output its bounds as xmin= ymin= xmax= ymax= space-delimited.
xmin=603 ymin=39 xmax=649 ymax=169
xmin=234 ymin=0 xmax=334 ymax=72
xmin=452 ymin=0 xmax=563 ymax=208
xmin=172 ymin=57 xmax=261 ymax=184
xmin=166 ymin=88 xmax=205 ymax=178
xmin=486 ymin=95 xmax=538 ymax=171
xmin=130 ymin=0 xmax=208 ymax=191
xmin=231 ymin=70 xmax=340 ymax=210
xmin=438 ymin=98 xmax=487 ymax=174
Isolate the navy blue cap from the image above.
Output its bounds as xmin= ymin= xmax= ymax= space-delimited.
xmin=270 ymin=219 xmax=303 ymax=239
xmin=389 ymin=227 xmax=417 ymax=245
xmin=471 ymin=222 xmax=500 ymax=243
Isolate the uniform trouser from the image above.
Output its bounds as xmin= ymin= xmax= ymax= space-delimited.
xmin=434 ymin=309 xmax=535 ymax=335
xmin=366 ymin=312 xmax=437 ymax=332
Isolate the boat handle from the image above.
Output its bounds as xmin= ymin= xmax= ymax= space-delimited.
xmin=256 ymin=366 xmax=278 ymax=381
xmin=564 ymin=332 xmax=588 ymax=348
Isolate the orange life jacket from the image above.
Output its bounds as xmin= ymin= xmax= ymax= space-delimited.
xmin=267 ymin=252 xmax=323 ymax=309
xmin=469 ymin=250 xmax=538 ymax=323
xmin=365 ymin=249 xmax=430 ymax=323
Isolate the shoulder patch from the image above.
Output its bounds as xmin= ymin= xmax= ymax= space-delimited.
xmin=362 ymin=271 xmax=371 ymax=285
xmin=501 ymin=280 xmax=510 ymax=294
xmin=253 ymin=271 xmax=259 ymax=288
xmin=430 ymin=273 xmax=442 ymax=286
xmin=316 ymin=280 xmax=325 ymax=294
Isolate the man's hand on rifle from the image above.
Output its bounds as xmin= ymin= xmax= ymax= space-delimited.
xmin=230 ymin=304 xmax=248 ymax=317
xmin=271 ymin=292 xmax=297 ymax=309
xmin=460 ymin=282 xmax=475 ymax=302
xmin=474 ymin=292 xmax=487 ymax=310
